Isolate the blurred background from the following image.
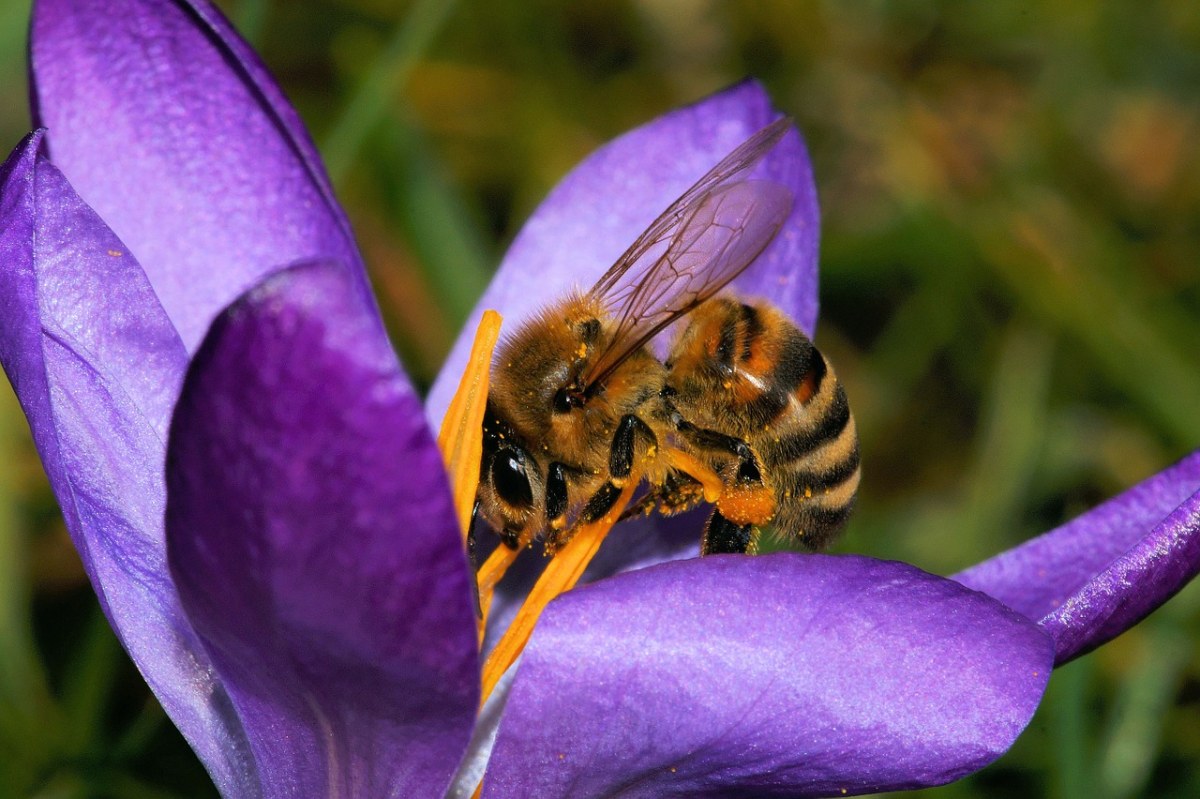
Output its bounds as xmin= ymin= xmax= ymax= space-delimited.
xmin=1 ymin=0 xmax=1198 ymax=796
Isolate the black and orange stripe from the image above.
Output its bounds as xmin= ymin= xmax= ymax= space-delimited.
xmin=667 ymin=295 xmax=860 ymax=549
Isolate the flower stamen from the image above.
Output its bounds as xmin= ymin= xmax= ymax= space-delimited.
xmin=437 ymin=310 xmax=503 ymax=544
xmin=438 ymin=310 xmax=638 ymax=702
xmin=479 ymin=479 xmax=639 ymax=702
xmin=475 ymin=532 xmax=530 ymax=641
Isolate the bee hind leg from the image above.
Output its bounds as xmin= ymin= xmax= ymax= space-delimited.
xmin=674 ymin=419 xmax=762 ymax=483
xmin=701 ymin=509 xmax=760 ymax=555
xmin=674 ymin=418 xmax=776 ymax=535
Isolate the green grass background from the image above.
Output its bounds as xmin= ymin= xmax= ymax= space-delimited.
xmin=0 ymin=0 xmax=1198 ymax=796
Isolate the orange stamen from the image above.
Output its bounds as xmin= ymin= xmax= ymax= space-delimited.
xmin=474 ymin=535 xmax=528 ymax=643
xmin=479 ymin=479 xmax=639 ymax=703
xmin=437 ymin=310 xmax=502 ymax=542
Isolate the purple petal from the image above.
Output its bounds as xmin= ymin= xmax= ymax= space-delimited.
xmin=955 ymin=451 xmax=1200 ymax=664
xmin=31 ymin=0 xmax=371 ymax=350
xmin=484 ymin=555 xmax=1052 ymax=799
xmin=481 ymin=512 xmax=702 ymax=656
xmin=428 ymin=80 xmax=820 ymax=426
xmin=166 ymin=262 xmax=479 ymax=798
xmin=0 ymin=133 xmax=255 ymax=795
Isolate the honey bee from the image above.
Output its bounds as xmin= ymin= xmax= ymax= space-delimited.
xmin=476 ymin=116 xmax=857 ymax=557
xmin=661 ymin=297 xmax=860 ymax=554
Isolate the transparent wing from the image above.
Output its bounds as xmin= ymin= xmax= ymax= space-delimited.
xmin=580 ymin=117 xmax=795 ymax=392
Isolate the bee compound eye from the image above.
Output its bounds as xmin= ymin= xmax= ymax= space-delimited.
xmin=491 ymin=448 xmax=534 ymax=509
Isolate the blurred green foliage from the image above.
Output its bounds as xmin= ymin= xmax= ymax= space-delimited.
xmin=0 ymin=0 xmax=1198 ymax=796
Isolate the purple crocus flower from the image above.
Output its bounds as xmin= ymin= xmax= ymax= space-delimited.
xmin=1 ymin=1 xmax=1196 ymax=797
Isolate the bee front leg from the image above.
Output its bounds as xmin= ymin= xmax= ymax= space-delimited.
xmin=701 ymin=509 xmax=760 ymax=555
xmin=467 ymin=500 xmax=481 ymax=570
xmin=468 ymin=500 xmax=483 ymax=617
xmin=543 ymin=462 xmax=570 ymax=549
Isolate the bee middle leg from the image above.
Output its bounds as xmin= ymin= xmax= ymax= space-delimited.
xmin=579 ymin=414 xmax=656 ymax=524
xmin=609 ymin=414 xmax=657 ymax=482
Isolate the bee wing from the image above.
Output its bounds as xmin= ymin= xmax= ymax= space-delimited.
xmin=580 ymin=118 xmax=795 ymax=392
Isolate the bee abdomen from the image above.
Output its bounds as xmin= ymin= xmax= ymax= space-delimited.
xmin=762 ymin=380 xmax=850 ymax=469
xmin=771 ymin=444 xmax=861 ymax=548
xmin=774 ymin=498 xmax=857 ymax=548
xmin=781 ymin=443 xmax=861 ymax=493
xmin=738 ymin=323 xmax=821 ymax=428
xmin=757 ymin=363 xmax=860 ymax=548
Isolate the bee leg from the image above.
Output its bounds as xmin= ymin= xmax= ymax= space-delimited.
xmin=543 ymin=462 xmax=569 ymax=550
xmin=674 ymin=418 xmax=775 ymax=529
xmin=581 ymin=481 xmax=624 ymax=524
xmin=467 ymin=500 xmax=481 ymax=569
xmin=618 ymin=489 xmax=659 ymax=521
xmin=701 ymin=509 xmax=760 ymax=555
xmin=609 ymin=414 xmax=656 ymax=480
xmin=675 ymin=419 xmax=763 ymax=483
xmin=619 ymin=472 xmax=706 ymax=521
xmin=576 ymin=415 xmax=655 ymax=528
xmin=468 ymin=500 xmax=483 ymax=618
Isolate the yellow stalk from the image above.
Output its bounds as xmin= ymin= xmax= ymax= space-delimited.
xmin=436 ymin=310 xmax=502 ymax=543
xmin=479 ymin=480 xmax=638 ymax=703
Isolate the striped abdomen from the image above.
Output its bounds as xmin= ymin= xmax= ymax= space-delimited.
xmin=665 ymin=296 xmax=860 ymax=548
